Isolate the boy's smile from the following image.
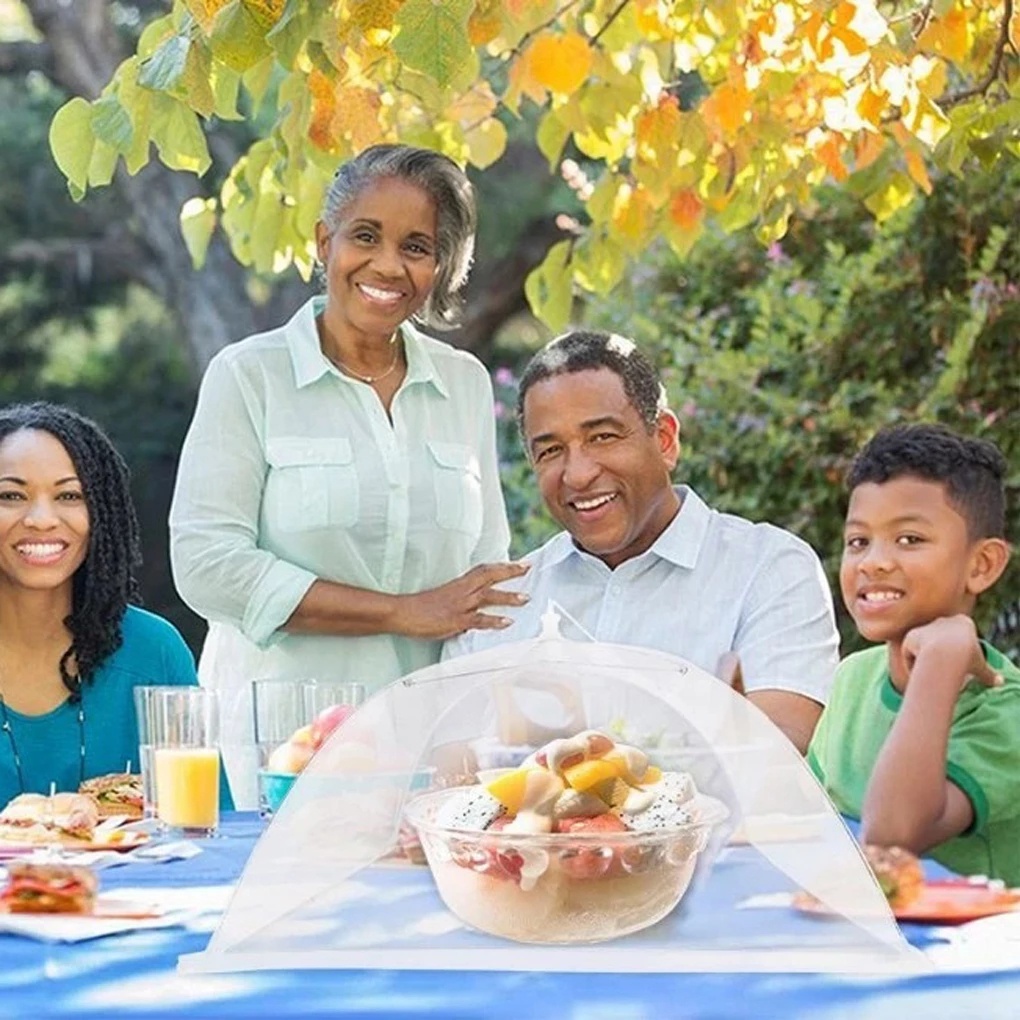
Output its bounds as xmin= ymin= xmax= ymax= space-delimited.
xmin=840 ymin=475 xmax=983 ymax=644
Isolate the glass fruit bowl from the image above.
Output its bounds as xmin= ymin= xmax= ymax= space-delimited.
xmin=404 ymin=786 xmax=728 ymax=944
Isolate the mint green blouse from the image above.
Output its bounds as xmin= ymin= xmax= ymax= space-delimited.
xmin=169 ymin=298 xmax=511 ymax=805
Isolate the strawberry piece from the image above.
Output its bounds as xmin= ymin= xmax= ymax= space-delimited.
xmin=554 ymin=813 xmax=628 ymax=880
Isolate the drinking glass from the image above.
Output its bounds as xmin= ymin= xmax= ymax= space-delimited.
xmin=150 ymin=688 xmax=221 ymax=838
xmin=132 ymin=684 xmax=183 ymax=824
xmin=252 ymin=679 xmax=365 ymax=818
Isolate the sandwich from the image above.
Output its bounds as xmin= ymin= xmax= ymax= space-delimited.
xmin=79 ymin=772 xmax=144 ymax=820
xmin=0 ymin=791 xmax=99 ymax=847
xmin=0 ymin=861 xmax=97 ymax=914
xmin=863 ymin=844 xmax=924 ymax=908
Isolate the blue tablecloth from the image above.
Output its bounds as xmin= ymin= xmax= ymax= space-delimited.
xmin=2 ymin=814 xmax=1016 ymax=1019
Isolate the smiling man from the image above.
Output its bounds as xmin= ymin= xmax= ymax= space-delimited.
xmin=445 ymin=330 xmax=840 ymax=753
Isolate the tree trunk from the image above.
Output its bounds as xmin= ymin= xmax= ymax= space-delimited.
xmin=19 ymin=0 xmax=310 ymax=375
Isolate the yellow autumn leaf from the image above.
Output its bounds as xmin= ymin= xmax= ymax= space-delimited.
xmin=815 ymin=133 xmax=849 ymax=181
xmin=463 ymin=117 xmax=507 ymax=169
xmin=669 ymin=188 xmax=703 ymax=231
xmin=527 ymin=32 xmax=592 ymax=96
xmin=349 ymin=0 xmax=404 ymax=36
xmin=917 ymin=7 xmax=969 ymax=63
xmin=701 ymin=81 xmax=751 ymax=138
xmin=468 ymin=0 xmax=503 ymax=46
xmin=308 ymin=68 xmax=337 ymax=151
xmin=903 ymin=93 xmax=951 ymax=148
xmin=856 ymin=86 xmax=887 ymax=129
xmin=864 ymin=170 xmax=915 ymax=221
xmin=332 ymin=86 xmax=383 ymax=150
xmin=634 ymin=95 xmax=682 ymax=163
xmin=903 ymin=147 xmax=933 ymax=194
xmin=610 ymin=183 xmax=653 ymax=251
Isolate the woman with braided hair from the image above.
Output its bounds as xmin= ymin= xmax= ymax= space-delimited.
xmin=0 ymin=402 xmax=229 ymax=806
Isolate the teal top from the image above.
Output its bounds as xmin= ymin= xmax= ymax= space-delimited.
xmin=808 ymin=641 xmax=1020 ymax=884
xmin=0 ymin=606 xmax=233 ymax=809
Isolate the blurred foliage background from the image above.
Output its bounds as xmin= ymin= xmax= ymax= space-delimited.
xmin=0 ymin=8 xmax=1016 ymax=659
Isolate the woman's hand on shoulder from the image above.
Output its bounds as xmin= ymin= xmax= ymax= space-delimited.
xmin=401 ymin=562 xmax=530 ymax=640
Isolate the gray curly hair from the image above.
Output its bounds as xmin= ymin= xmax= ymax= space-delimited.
xmin=319 ymin=144 xmax=476 ymax=330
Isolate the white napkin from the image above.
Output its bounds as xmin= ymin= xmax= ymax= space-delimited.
xmin=0 ymin=884 xmax=233 ymax=944
xmin=925 ymin=909 xmax=1020 ymax=972
xmin=0 ymin=839 xmax=201 ymax=871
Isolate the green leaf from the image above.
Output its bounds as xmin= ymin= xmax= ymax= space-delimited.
xmin=525 ymin=239 xmax=574 ymax=332
xmin=91 ymin=94 xmax=134 ymax=151
xmin=266 ymin=0 xmax=320 ymax=69
xmin=463 ymin=117 xmax=507 ymax=169
xmin=150 ymin=95 xmax=212 ymax=174
xmin=138 ymin=33 xmax=191 ymax=91
xmin=87 ymin=139 xmax=119 ymax=187
xmin=393 ymin=0 xmax=473 ymax=90
xmin=242 ymin=54 xmax=277 ymax=110
xmin=137 ymin=14 xmax=176 ymax=58
xmin=536 ymin=109 xmax=570 ymax=167
xmin=180 ymin=196 xmax=218 ymax=267
xmin=49 ymin=97 xmax=95 ymax=196
xmin=250 ymin=190 xmax=286 ymax=273
xmin=183 ymin=40 xmax=216 ymax=118
xmin=210 ymin=0 xmax=272 ymax=73
xmin=212 ymin=64 xmax=244 ymax=120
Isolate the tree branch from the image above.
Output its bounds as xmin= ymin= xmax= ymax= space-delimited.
xmin=0 ymin=39 xmax=54 ymax=77
xmin=937 ymin=0 xmax=1014 ymax=110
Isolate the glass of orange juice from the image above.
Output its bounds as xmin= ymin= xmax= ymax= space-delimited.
xmin=151 ymin=688 xmax=221 ymax=838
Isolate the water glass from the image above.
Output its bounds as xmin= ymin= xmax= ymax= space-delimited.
xmin=132 ymin=684 xmax=182 ymax=823
xmin=252 ymin=679 xmax=365 ymax=818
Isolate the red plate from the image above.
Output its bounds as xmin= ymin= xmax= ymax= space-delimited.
xmin=894 ymin=881 xmax=1020 ymax=924
xmin=794 ymin=880 xmax=1020 ymax=925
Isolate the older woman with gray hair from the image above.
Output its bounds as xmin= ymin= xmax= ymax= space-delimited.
xmin=169 ymin=144 xmax=525 ymax=806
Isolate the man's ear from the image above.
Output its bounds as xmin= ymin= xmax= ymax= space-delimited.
xmin=966 ymin=537 xmax=1011 ymax=596
xmin=656 ymin=410 xmax=681 ymax=470
xmin=314 ymin=221 xmax=330 ymax=264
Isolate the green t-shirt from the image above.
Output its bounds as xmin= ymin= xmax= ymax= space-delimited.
xmin=808 ymin=641 xmax=1020 ymax=885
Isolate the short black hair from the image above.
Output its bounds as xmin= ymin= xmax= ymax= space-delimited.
xmin=0 ymin=402 xmax=141 ymax=699
xmin=847 ymin=423 xmax=1007 ymax=539
xmin=516 ymin=329 xmax=666 ymax=433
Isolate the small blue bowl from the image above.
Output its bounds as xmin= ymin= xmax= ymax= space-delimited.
xmin=258 ymin=770 xmax=297 ymax=815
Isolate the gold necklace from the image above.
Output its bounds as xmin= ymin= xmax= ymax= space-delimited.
xmin=328 ymin=329 xmax=403 ymax=385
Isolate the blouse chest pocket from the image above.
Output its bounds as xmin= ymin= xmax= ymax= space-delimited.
xmin=265 ymin=437 xmax=359 ymax=531
xmin=427 ymin=440 xmax=483 ymax=536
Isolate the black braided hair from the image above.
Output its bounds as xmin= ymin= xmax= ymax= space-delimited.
xmin=0 ymin=402 xmax=141 ymax=700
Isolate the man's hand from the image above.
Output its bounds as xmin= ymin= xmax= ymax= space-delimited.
xmin=402 ymin=562 xmax=530 ymax=640
xmin=901 ymin=615 xmax=1003 ymax=693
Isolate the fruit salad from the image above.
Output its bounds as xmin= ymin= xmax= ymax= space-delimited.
xmin=266 ymin=704 xmax=355 ymax=775
xmin=405 ymin=729 xmax=726 ymax=944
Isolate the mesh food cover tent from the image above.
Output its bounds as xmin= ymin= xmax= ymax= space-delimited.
xmin=180 ymin=611 xmax=928 ymax=975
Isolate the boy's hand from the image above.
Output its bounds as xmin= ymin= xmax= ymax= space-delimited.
xmin=901 ymin=615 xmax=1004 ymax=693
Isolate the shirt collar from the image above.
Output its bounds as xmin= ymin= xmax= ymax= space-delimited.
xmin=288 ymin=296 xmax=449 ymax=398
xmin=546 ymin=485 xmax=711 ymax=572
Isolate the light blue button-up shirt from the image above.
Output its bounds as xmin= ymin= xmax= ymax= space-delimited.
xmin=169 ymin=298 xmax=511 ymax=804
xmin=445 ymin=487 xmax=838 ymax=704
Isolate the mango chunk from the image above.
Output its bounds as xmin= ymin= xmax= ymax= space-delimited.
xmin=563 ymin=758 xmax=619 ymax=791
xmin=639 ymin=765 xmax=662 ymax=786
xmin=485 ymin=767 xmax=534 ymax=813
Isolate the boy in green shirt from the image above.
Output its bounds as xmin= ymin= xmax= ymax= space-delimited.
xmin=808 ymin=424 xmax=1019 ymax=883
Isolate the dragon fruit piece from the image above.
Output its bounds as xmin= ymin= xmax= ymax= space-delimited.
xmin=435 ymin=787 xmax=505 ymax=831
xmin=647 ymin=771 xmax=696 ymax=804
xmin=614 ymin=796 xmax=695 ymax=833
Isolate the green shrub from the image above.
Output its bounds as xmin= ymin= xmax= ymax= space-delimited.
xmin=496 ymin=162 xmax=1019 ymax=652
